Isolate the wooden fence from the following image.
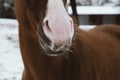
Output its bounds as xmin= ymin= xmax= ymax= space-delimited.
xmin=69 ymin=0 xmax=120 ymax=25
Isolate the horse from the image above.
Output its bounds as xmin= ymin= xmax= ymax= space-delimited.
xmin=15 ymin=0 xmax=120 ymax=80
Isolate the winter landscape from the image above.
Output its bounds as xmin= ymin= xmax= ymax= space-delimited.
xmin=0 ymin=19 xmax=23 ymax=80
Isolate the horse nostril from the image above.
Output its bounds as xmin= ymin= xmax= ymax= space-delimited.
xmin=43 ymin=20 xmax=51 ymax=32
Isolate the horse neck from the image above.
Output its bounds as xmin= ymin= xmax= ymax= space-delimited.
xmin=20 ymin=24 xmax=102 ymax=80
xmin=19 ymin=25 xmax=73 ymax=79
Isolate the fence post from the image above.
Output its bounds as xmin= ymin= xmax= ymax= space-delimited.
xmin=116 ymin=15 xmax=120 ymax=25
xmin=0 ymin=0 xmax=4 ymax=17
xmin=70 ymin=0 xmax=79 ymax=25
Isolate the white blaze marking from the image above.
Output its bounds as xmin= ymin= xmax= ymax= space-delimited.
xmin=44 ymin=0 xmax=74 ymax=48
xmin=45 ymin=0 xmax=74 ymax=41
xmin=47 ymin=0 xmax=68 ymax=15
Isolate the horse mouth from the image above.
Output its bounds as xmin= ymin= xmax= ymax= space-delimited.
xmin=36 ymin=31 xmax=72 ymax=56
xmin=37 ymin=34 xmax=71 ymax=56
xmin=42 ymin=41 xmax=71 ymax=56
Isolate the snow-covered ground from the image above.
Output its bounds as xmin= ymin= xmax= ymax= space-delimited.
xmin=0 ymin=19 xmax=23 ymax=80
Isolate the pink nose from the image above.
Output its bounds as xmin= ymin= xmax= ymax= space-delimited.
xmin=42 ymin=16 xmax=74 ymax=44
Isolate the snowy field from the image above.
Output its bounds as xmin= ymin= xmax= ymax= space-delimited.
xmin=0 ymin=18 xmax=95 ymax=80
xmin=0 ymin=19 xmax=23 ymax=80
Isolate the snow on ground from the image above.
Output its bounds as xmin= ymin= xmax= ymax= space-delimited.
xmin=0 ymin=19 xmax=23 ymax=80
xmin=0 ymin=18 xmax=95 ymax=80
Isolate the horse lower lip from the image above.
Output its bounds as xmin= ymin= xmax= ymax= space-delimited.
xmin=44 ymin=49 xmax=65 ymax=56
xmin=48 ymin=50 xmax=64 ymax=55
